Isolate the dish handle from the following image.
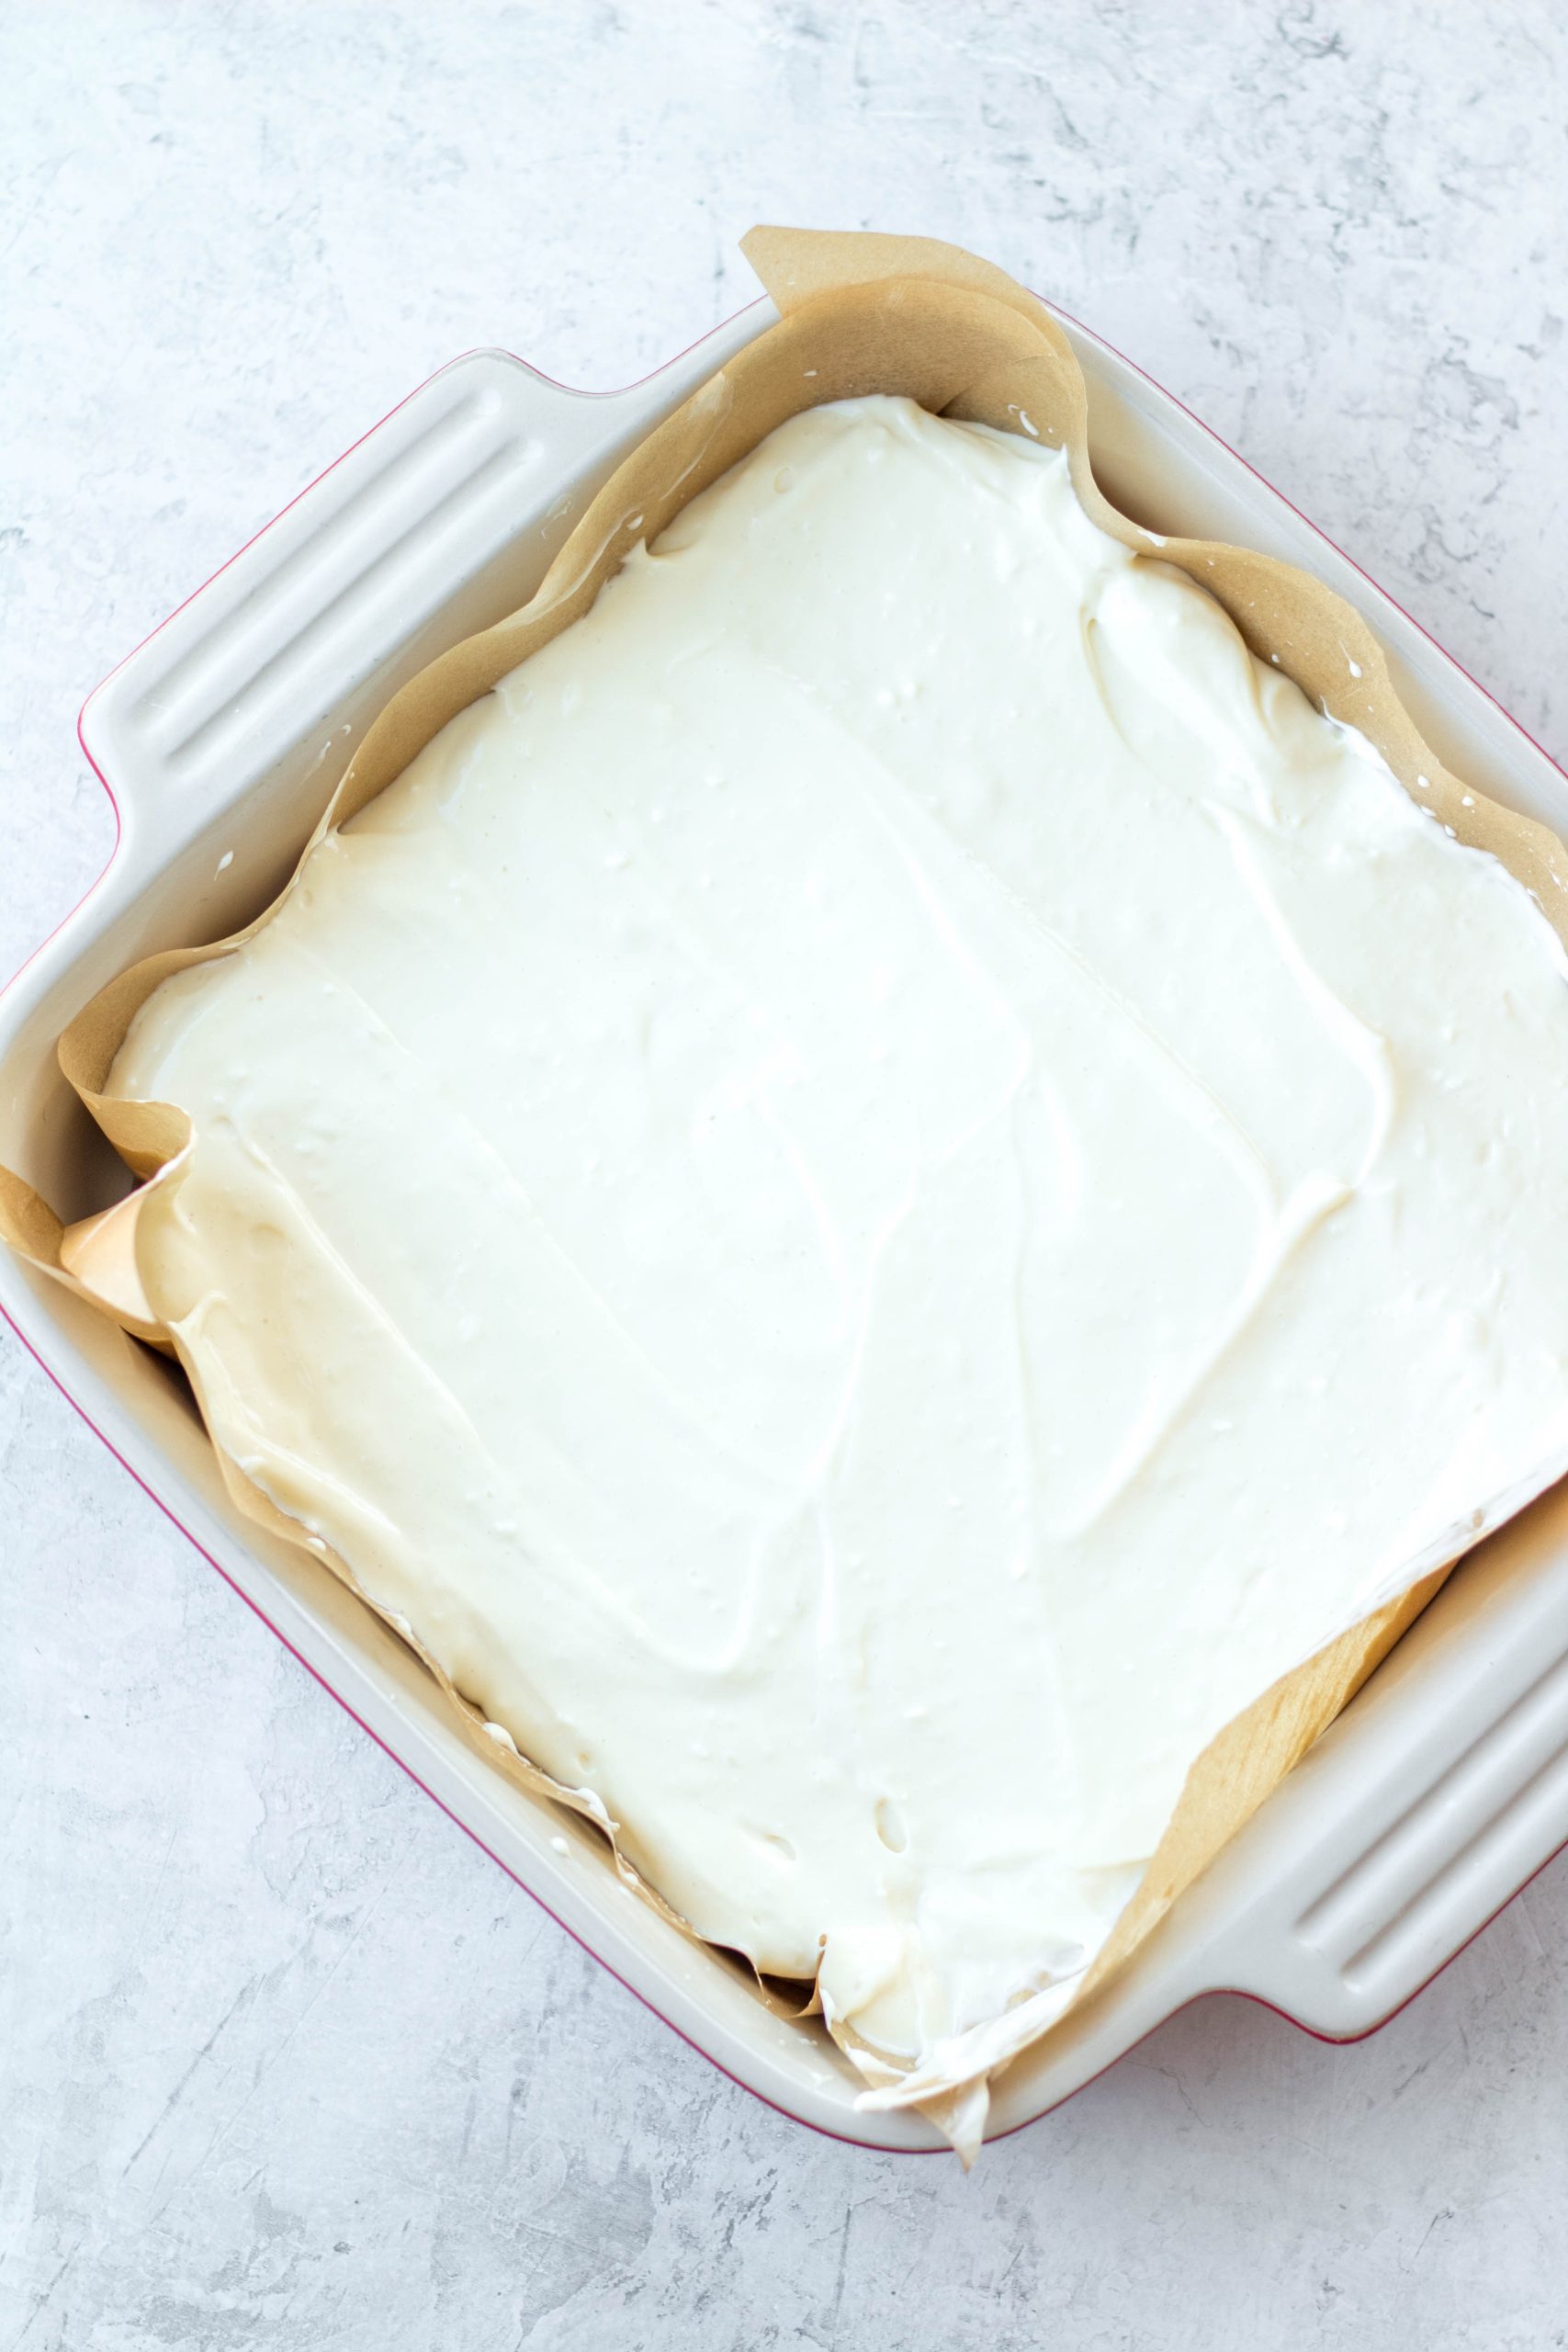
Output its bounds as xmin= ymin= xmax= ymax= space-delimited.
xmin=1181 ymin=1495 xmax=1568 ymax=2036
xmin=76 ymin=351 xmax=657 ymax=856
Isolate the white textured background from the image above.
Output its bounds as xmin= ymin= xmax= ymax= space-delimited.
xmin=5 ymin=5 xmax=1568 ymax=2346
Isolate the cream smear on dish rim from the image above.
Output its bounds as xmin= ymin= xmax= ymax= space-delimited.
xmin=109 ymin=395 xmax=1568 ymax=2122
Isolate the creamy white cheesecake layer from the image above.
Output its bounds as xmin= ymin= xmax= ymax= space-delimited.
xmin=111 ymin=396 xmax=1568 ymax=2090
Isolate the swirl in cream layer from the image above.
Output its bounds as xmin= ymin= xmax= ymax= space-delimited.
xmin=111 ymin=397 xmax=1568 ymax=2093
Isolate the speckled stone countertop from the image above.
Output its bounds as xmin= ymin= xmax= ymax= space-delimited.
xmin=5 ymin=6 xmax=1567 ymax=2346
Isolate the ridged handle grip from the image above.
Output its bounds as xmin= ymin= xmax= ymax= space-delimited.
xmin=1185 ymin=1487 xmax=1568 ymax=2033
xmin=76 ymin=324 xmax=770 ymax=861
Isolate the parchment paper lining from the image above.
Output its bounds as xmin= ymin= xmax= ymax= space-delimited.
xmin=6 ymin=230 xmax=1564 ymax=2158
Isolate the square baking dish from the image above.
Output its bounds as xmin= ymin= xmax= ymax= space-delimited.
xmin=6 ymin=297 xmax=1568 ymax=2153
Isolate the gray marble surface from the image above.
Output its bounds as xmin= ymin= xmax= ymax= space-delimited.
xmin=5 ymin=5 xmax=1567 ymax=2346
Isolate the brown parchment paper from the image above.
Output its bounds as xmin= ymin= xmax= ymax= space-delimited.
xmin=6 ymin=228 xmax=1563 ymax=2153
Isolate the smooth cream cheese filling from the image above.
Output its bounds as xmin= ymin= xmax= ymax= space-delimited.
xmin=110 ymin=395 xmax=1568 ymax=2096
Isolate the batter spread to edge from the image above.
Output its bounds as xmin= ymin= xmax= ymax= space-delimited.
xmin=110 ymin=398 xmax=1568 ymax=2110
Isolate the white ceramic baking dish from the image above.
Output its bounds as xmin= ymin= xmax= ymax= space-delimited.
xmin=6 ymin=297 xmax=1568 ymax=2154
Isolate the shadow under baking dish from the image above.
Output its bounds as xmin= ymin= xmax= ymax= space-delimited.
xmin=6 ymin=295 xmax=1568 ymax=2152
